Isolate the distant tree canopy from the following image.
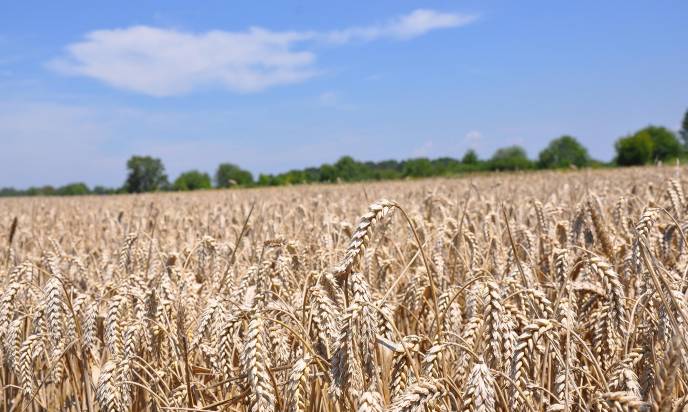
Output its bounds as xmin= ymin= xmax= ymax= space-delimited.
xmin=402 ymin=158 xmax=434 ymax=177
xmin=615 ymin=126 xmax=682 ymax=166
xmin=334 ymin=156 xmax=369 ymax=181
xmin=57 ymin=182 xmax=90 ymax=196
xmin=538 ymin=136 xmax=590 ymax=169
xmin=646 ymin=126 xmax=682 ymax=161
xmin=26 ymin=186 xmax=56 ymax=196
xmin=173 ymin=170 xmax=211 ymax=191
xmin=10 ymin=110 xmax=688 ymax=198
xmin=124 ymin=155 xmax=168 ymax=193
xmin=489 ymin=146 xmax=532 ymax=170
xmin=681 ymin=109 xmax=688 ymax=148
xmin=432 ymin=157 xmax=465 ymax=175
xmin=0 ymin=187 xmax=21 ymax=197
xmin=93 ymin=186 xmax=117 ymax=195
xmin=215 ymin=163 xmax=253 ymax=187
xmin=615 ymin=133 xmax=654 ymax=166
xmin=462 ymin=149 xmax=479 ymax=165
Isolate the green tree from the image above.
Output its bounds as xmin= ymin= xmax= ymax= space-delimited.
xmin=124 ymin=155 xmax=168 ymax=193
xmin=303 ymin=167 xmax=321 ymax=182
xmin=319 ymin=164 xmax=337 ymax=182
xmin=615 ymin=126 xmax=681 ymax=165
xmin=614 ymin=133 xmax=654 ymax=166
xmin=644 ymin=126 xmax=682 ymax=161
xmin=462 ymin=149 xmax=479 ymax=165
xmin=173 ymin=170 xmax=211 ymax=191
xmin=215 ymin=163 xmax=253 ymax=187
xmin=432 ymin=157 xmax=462 ymax=175
xmin=334 ymin=156 xmax=370 ymax=181
xmin=489 ymin=146 xmax=532 ymax=170
xmin=538 ymin=135 xmax=590 ymax=169
xmin=93 ymin=186 xmax=115 ymax=195
xmin=57 ymin=182 xmax=90 ymax=196
xmin=25 ymin=186 xmax=55 ymax=196
xmin=402 ymin=158 xmax=434 ymax=177
xmin=371 ymin=160 xmax=402 ymax=180
xmin=280 ymin=170 xmax=307 ymax=185
xmin=681 ymin=109 xmax=688 ymax=148
xmin=257 ymin=174 xmax=274 ymax=186
xmin=0 ymin=187 xmax=20 ymax=197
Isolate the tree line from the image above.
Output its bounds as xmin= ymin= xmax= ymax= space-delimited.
xmin=2 ymin=110 xmax=688 ymax=196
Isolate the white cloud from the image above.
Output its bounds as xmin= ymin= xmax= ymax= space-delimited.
xmin=463 ymin=130 xmax=483 ymax=148
xmin=50 ymin=26 xmax=317 ymax=96
xmin=50 ymin=9 xmax=477 ymax=96
xmin=325 ymin=9 xmax=477 ymax=43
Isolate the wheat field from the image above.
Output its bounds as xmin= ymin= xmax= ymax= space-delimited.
xmin=1 ymin=166 xmax=687 ymax=411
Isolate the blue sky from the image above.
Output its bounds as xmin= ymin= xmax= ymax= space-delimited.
xmin=1 ymin=1 xmax=686 ymax=188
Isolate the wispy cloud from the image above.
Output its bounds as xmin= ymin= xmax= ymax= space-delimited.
xmin=324 ymin=9 xmax=476 ymax=44
xmin=50 ymin=9 xmax=477 ymax=96
xmin=463 ymin=130 xmax=483 ymax=148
